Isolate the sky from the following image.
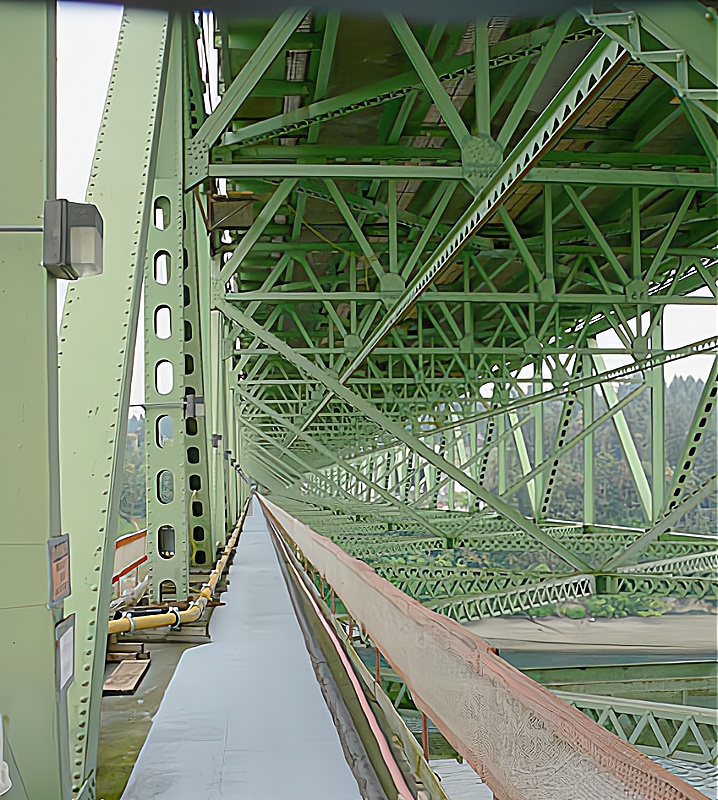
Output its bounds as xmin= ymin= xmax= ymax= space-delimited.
xmin=56 ymin=3 xmax=141 ymax=401
xmin=56 ymin=2 xmax=715 ymax=398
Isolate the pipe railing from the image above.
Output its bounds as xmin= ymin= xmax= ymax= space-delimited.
xmin=258 ymin=495 xmax=707 ymax=800
xmin=107 ymin=500 xmax=249 ymax=635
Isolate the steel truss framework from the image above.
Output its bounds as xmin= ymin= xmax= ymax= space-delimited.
xmin=1 ymin=2 xmax=716 ymax=798
xmin=299 ymin=516 xmax=718 ymax=767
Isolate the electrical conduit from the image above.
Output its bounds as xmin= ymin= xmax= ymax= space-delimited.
xmin=107 ymin=503 xmax=248 ymax=636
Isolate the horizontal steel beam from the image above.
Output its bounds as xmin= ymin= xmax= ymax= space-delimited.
xmin=525 ymin=168 xmax=717 ymax=188
xmin=208 ymin=164 xmax=464 ymax=180
xmin=224 ymin=292 xmax=715 ymax=306
xmin=231 ymin=144 xmax=462 ymax=161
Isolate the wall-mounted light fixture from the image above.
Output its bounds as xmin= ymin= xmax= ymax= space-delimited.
xmin=42 ymin=199 xmax=103 ymax=280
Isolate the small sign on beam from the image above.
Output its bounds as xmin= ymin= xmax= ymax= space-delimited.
xmin=55 ymin=614 xmax=75 ymax=693
xmin=47 ymin=534 xmax=71 ymax=607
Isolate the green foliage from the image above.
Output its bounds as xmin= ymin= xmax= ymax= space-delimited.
xmin=563 ymin=605 xmax=587 ymax=619
xmin=527 ymin=604 xmax=556 ymax=617
xmin=119 ymin=414 xmax=146 ymax=526
xmin=524 ymin=595 xmax=669 ymax=620
xmin=451 ymin=377 xmax=715 ymax=531
xmin=584 ymin=594 xmax=668 ymax=619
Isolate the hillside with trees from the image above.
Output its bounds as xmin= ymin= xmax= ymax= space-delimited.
xmin=120 ymin=378 xmax=715 ymax=532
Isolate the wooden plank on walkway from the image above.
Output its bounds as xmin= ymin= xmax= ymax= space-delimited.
xmin=103 ymin=659 xmax=150 ymax=696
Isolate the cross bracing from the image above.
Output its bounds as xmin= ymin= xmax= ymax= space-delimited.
xmin=185 ymin=2 xmax=716 ymax=651
xmin=2 ymin=3 xmax=717 ymax=798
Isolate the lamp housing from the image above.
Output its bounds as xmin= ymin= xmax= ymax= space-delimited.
xmin=43 ymin=199 xmax=103 ymax=280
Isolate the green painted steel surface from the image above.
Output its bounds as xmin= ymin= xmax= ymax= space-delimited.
xmin=0 ymin=4 xmax=71 ymax=798
xmin=557 ymin=693 xmax=718 ymax=763
xmin=2 ymin=4 xmax=717 ymax=793
xmin=143 ymin=18 xmax=193 ymax=601
xmin=58 ymin=11 xmax=170 ymax=795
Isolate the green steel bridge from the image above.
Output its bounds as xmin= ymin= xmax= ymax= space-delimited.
xmin=0 ymin=1 xmax=716 ymax=798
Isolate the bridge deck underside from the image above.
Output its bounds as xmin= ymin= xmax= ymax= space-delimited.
xmin=199 ymin=10 xmax=717 ymax=560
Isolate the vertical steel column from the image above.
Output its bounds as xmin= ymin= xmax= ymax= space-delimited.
xmin=582 ymin=355 xmax=595 ymax=525
xmin=649 ymin=322 xmax=665 ymax=521
xmin=533 ymin=364 xmax=545 ymax=513
xmin=231 ymin=391 xmax=242 ymax=513
xmin=189 ymin=188 xmax=220 ymax=550
xmin=227 ymin=378 xmax=240 ymax=522
xmin=177 ymin=190 xmax=214 ymax=566
xmin=144 ymin=19 xmax=190 ymax=602
xmin=208 ymin=301 xmax=228 ymax=536
xmin=0 ymin=4 xmax=70 ymax=798
xmin=58 ymin=11 xmax=169 ymax=794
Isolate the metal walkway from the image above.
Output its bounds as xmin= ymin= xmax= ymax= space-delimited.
xmin=121 ymin=500 xmax=362 ymax=799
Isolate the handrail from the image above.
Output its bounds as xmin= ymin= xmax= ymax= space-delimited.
xmin=268 ymin=514 xmax=417 ymax=800
xmin=259 ymin=495 xmax=707 ymax=800
xmin=107 ymin=500 xmax=250 ymax=635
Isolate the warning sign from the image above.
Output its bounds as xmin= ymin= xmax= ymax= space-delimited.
xmin=48 ymin=534 xmax=71 ymax=607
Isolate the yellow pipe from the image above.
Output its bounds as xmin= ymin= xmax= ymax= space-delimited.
xmin=107 ymin=502 xmax=248 ymax=635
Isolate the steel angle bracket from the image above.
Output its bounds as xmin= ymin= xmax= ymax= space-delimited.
xmin=582 ymin=3 xmax=718 ymax=122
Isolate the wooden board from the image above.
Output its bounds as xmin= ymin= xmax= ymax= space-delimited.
xmin=106 ymin=651 xmax=150 ymax=662
xmin=108 ymin=642 xmax=144 ymax=653
xmin=103 ymin=659 xmax=150 ymax=696
xmin=107 ymin=653 xmax=138 ymax=662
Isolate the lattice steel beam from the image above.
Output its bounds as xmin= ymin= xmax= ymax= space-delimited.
xmin=219 ymin=300 xmax=593 ymax=570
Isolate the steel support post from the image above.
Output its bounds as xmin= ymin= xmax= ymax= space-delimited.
xmin=0 ymin=4 xmax=71 ymax=798
xmin=649 ymin=323 xmax=666 ymax=520
xmin=582 ymin=356 xmax=595 ymax=525
xmin=144 ymin=19 xmax=191 ymax=601
xmin=592 ymin=350 xmax=652 ymax=521
xmin=217 ymin=314 xmax=233 ymax=540
xmin=533 ymin=366 xmax=545 ymax=516
xmin=228 ymin=382 xmax=241 ymax=521
xmin=193 ymin=190 xmax=223 ymax=545
xmin=58 ymin=11 xmax=169 ymax=794
xmin=209 ymin=306 xmax=228 ymax=535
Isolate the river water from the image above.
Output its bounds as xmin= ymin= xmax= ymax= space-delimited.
xmin=427 ymin=757 xmax=716 ymax=800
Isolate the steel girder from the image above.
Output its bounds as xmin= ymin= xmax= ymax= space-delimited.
xmin=143 ymin=19 xmax=194 ymax=602
xmin=0 ymin=4 xmax=71 ymax=798
xmin=18 ymin=9 xmax=714 ymax=790
xmin=558 ymin=693 xmax=718 ymax=763
xmin=58 ymin=11 xmax=171 ymax=796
